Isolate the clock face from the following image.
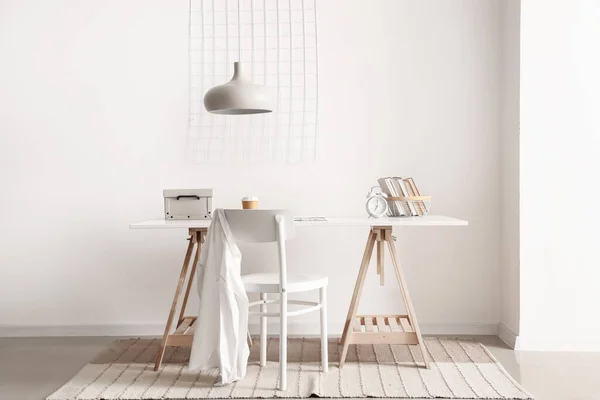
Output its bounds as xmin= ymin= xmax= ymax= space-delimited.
xmin=366 ymin=196 xmax=388 ymax=218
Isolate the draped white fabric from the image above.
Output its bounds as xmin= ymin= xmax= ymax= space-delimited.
xmin=189 ymin=209 xmax=250 ymax=385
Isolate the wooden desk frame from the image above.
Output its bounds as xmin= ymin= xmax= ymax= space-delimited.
xmin=154 ymin=227 xmax=206 ymax=371
xmin=339 ymin=226 xmax=430 ymax=368
xmin=153 ymin=224 xmax=431 ymax=371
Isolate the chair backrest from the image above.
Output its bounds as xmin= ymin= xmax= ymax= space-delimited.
xmin=223 ymin=209 xmax=295 ymax=291
xmin=223 ymin=209 xmax=295 ymax=243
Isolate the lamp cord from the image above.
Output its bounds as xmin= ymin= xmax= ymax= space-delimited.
xmin=238 ymin=0 xmax=241 ymax=61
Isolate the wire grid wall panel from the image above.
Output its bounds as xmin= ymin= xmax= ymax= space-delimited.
xmin=190 ymin=0 xmax=319 ymax=163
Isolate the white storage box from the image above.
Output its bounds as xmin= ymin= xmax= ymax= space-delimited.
xmin=163 ymin=189 xmax=213 ymax=220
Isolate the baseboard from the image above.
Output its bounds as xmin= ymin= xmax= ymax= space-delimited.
xmin=497 ymin=322 xmax=519 ymax=349
xmin=0 ymin=321 xmax=499 ymax=338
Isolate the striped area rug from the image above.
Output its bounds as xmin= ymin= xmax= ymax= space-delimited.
xmin=47 ymin=337 xmax=532 ymax=399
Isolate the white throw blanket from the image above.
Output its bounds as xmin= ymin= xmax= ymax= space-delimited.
xmin=189 ymin=209 xmax=250 ymax=385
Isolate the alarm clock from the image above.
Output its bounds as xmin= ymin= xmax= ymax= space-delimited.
xmin=366 ymin=186 xmax=389 ymax=218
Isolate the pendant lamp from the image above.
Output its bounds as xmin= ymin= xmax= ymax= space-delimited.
xmin=203 ymin=1 xmax=276 ymax=115
xmin=204 ymin=62 xmax=276 ymax=114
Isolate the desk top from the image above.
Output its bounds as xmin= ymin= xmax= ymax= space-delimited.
xmin=130 ymin=215 xmax=468 ymax=229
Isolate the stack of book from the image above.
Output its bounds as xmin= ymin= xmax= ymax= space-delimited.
xmin=377 ymin=177 xmax=427 ymax=217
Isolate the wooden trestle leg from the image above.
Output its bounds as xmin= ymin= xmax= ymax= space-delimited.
xmin=154 ymin=228 xmax=205 ymax=371
xmin=338 ymin=226 xmax=430 ymax=369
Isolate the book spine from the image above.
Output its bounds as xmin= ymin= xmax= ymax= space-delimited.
xmin=396 ymin=177 xmax=417 ymax=216
xmin=388 ymin=177 xmax=407 ymax=216
xmin=393 ymin=178 xmax=409 ymax=216
xmin=386 ymin=177 xmax=404 ymax=216
xmin=377 ymin=178 xmax=397 ymax=216
xmin=405 ymin=177 xmax=425 ymax=215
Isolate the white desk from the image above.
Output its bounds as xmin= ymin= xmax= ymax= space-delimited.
xmin=130 ymin=215 xmax=468 ymax=370
xmin=130 ymin=215 xmax=467 ymax=229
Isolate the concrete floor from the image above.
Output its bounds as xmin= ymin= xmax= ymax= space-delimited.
xmin=0 ymin=335 xmax=599 ymax=400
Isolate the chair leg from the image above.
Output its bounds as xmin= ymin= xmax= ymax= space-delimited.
xmin=279 ymin=290 xmax=288 ymax=391
xmin=260 ymin=293 xmax=267 ymax=367
xmin=319 ymin=286 xmax=328 ymax=373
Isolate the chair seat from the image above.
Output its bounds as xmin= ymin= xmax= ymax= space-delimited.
xmin=243 ymin=273 xmax=328 ymax=293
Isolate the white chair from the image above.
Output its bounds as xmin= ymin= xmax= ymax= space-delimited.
xmin=224 ymin=209 xmax=328 ymax=391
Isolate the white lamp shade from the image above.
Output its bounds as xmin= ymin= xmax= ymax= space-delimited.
xmin=203 ymin=62 xmax=276 ymax=115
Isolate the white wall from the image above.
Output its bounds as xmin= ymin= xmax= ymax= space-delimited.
xmin=0 ymin=0 xmax=502 ymax=336
xmin=520 ymin=0 xmax=600 ymax=351
xmin=499 ymin=0 xmax=521 ymax=347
